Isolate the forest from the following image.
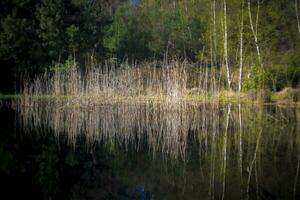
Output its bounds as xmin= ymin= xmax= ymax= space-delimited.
xmin=0 ymin=0 xmax=300 ymax=101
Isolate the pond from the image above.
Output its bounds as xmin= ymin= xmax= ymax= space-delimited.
xmin=0 ymin=100 xmax=300 ymax=199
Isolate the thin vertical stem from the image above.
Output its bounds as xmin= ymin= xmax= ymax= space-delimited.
xmin=238 ymin=0 xmax=244 ymax=92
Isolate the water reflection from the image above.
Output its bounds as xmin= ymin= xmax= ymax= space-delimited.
xmin=8 ymin=101 xmax=300 ymax=199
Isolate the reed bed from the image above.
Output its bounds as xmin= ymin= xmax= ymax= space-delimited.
xmin=21 ymin=60 xmax=224 ymax=106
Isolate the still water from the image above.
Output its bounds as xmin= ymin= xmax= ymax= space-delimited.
xmin=0 ymin=100 xmax=300 ymax=199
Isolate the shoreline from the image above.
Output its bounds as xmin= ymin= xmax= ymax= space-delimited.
xmin=1 ymin=91 xmax=300 ymax=107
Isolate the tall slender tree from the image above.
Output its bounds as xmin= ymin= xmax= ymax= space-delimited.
xmin=238 ymin=0 xmax=244 ymax=92
xmin=248 ymin=0 xmax=263 ymax=69
xmin=223 ymin=0 xmax=232 ymax=90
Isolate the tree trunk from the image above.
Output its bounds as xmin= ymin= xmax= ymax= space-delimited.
xmin=213 ymin=0 xmax=217 ymax=64
xmin=223 ymin=0 xmax=232 ymax=90
xmin=248 ymin=0 xmax=263 ymax=69
xmin=238 ymin=0 xmax=244 ymax=92
xmin=210 ymin=0 xmax=214 ymax=91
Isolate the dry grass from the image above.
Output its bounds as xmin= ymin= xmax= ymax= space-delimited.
xmin=21 ymin=60 xmax=225 ymax=106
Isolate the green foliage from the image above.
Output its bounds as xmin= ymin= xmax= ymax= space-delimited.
xmin=290 ymin=53 xmax=300 ymax=87
xmin=103 ymin=0 xmax=204 ymax=60
xmin=271 ymin=88 xmax=300 ymax=102
xmin=50 ymin=56 xmax=78 ymax=73
xmin=242 ymin=64 xmax=269 ymax=92
xmin=268 ymin=64 xmax=300 ymax=91
xmin=0 ymin=10 xmax=33 ymax=63
xmin=36 ymin=0 xmax=64 ymax=58
xmin=66 ymin=24 xmax=79 ymax=53
xmin=103 ymin=2 xmax=131 ymax=52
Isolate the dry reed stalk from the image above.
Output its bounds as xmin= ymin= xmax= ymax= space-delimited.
xmin=22 ymin=61 xmax=226 ymax=106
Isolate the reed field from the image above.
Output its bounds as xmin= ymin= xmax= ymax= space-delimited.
xmin=21 ymin=60 xmax=240 ymax=106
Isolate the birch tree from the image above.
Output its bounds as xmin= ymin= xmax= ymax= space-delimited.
xmin=248 ymin=0 xmax=263 ymax=69
xmin=212 ymin=0 xmax=217 ymax=64
xmin=223 ymin=0 xmax=232 ymax=90
xmin=238 ymin=0 xmax=244 ymax=92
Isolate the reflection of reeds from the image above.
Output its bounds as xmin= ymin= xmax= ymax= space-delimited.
xmin=17 ymin=101 xmax=299 ymax=158
xmin=17 ymin=101 xmax=217 ymax=159
xmin=15 ymin=100 xmax=300 ymax=198
xmin=20 ymin=102 xmax=192 ymax=159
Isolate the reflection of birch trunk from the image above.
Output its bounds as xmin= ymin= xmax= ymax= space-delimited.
xmin=209 ymin=104 xmax=217 ymax=199
xmin=294 ymin=155 xmax=300 ymax=199
xmin=246 ymin=129 xmax=262 ymax=200
xmin=205 ymin=60 xmax=208 ymax=96
xmin=238 ymin=104 xmax=243 ymax=197
xmin=199 ymin=104 xmax=207 ymax=175
xmin=222 ymin=104 xmax=231 ymax=200
xmin=248 ymin=0 xmax=263 ymax=68
xmin=255 ymin=162 xmax=259 ymax=199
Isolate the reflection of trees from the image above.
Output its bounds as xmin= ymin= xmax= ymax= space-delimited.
xmin=13 ymin=101 xmax=300 ymax=199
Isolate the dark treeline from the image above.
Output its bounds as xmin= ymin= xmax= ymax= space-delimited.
xmin=0 ymin=0 xmax=300 ymax=93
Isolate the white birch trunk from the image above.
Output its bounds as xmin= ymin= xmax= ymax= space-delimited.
xmin=212 ymin=0 xmax=217 ymax=64
xmin=238 ymin=0 xmax=244 ymax=92
xmin=224 ymin=0 xmax=232 ymax=90
xmin=248 ymin=0 xmax=263 ymax=68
